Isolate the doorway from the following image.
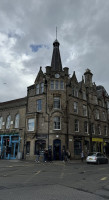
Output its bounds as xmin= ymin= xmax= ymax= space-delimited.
xmin=53 ymin=139 xmax=61 ymax=160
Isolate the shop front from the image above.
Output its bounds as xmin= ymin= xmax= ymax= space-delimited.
xmin=92 ymin=138 xmax=103 ymax=153
xmin=0 ymin=134 xmax=20 ymax=159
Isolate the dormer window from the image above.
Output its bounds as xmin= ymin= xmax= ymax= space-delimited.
xmin=72 ymin=86 xmax=78 ymax=97
xmin=40 ymin=83 xmax=44 ymax=94
xmin=36 ymin=84 xmax=39 ymax=94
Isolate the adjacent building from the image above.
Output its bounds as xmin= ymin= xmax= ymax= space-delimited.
xmin=0 ymin=39 xmax=109 ymax=160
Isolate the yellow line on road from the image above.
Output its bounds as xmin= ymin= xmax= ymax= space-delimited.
xmin=35 ymin=170 xmax=41 ymax=175
xmin=100 ymin=177 xmax=107 ymax=181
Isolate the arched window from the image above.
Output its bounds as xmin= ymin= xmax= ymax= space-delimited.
xmin=0 ymin=117 xmax=3 ymax=129
xmin=6 ymin=115 xmax=11 ymax=129
xmin=15 ymin=114 xmax=19 ymax=128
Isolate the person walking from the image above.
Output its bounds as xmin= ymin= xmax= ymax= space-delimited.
xmin=81 ymin=150 xmax=84 ymax=162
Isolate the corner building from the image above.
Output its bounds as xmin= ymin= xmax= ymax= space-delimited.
xmin=26 ymin=39 xmax=109 ymax=160
xmin=0 ymin=39 xmax=109 ymax=160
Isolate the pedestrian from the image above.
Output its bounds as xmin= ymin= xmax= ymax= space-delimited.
xmin=35 ymin=150 xmax=40 ymax=162
xmin=62 ymin=148 xmax=65 ymax=161
xmin=48 ymin=148 xmax=52 ymax=162
xmin=81 ymin=150 xmax=84 ymax=162
xmin=44 ymin=149 xmax=48 ymax=162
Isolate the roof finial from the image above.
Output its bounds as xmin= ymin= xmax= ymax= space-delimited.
xmin=56 ymin=26 xmax=57 ymax=40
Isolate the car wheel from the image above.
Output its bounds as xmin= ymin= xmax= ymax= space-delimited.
xmin=97 ymin=160 xmax=100 ymax=165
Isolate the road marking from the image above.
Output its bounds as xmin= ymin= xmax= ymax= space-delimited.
xmin=100 ymin=177 xmax=107 ymax=181
xmin=35 ymin=170 xmax=41 ymax=175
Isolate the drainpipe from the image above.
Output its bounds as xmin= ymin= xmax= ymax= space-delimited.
xmin=45 ymin=79 xmax=49 ymax=149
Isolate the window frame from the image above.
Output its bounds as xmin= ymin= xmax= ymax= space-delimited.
xmin=54 ymin=116 xmax=61 ymax=130
xmin=75 ymin=119 xmax=79 ymax=132
xmin=6 ymin=115 xmax=11 ymax=129
xmin=53 ymin=97 xmax=60 ymax=109
xmin=36 ymin=84 xmax=40 ymax=94
xmin=83 ymin=105 xmax=87 ymax=117
xmin=0 ymin=116 xmax=3 ymax=129
xmin=27 ymin=118 xmax=35 ymax=132
xmin=15 ymin=114 xmax=20 ymax=128
xmin=74 ymin=102 xmax=78 ymax=113
xmin=37 ymin=99 xmax=42 ymax=112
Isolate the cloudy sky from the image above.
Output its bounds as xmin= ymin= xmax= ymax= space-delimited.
xmin=0 ymin=0 xmax=109 ymax=102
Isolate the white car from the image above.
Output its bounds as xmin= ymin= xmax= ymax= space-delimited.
xmin=86 ymin=152 xmax=108 ymax=164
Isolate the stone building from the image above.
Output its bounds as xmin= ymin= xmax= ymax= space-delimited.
xmin=0 ymin=97 xmax=27 ymax=159
xmin=0 ymin=39 xmax=109 ymax=160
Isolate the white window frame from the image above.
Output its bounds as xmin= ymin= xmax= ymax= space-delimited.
xmin=74 ymin=102 xmax=78 ymax=113
xmin=15 ymin=114 xmax=19 ymax=128
xmin=6 ymin=115 xmax=11 ymax=129
xmin=0 ymin=117 xmax=3 ymax=129
xmin=54 ymin=117 xmax=61 ymax=130
xmin=28 ymin=118 xmax=35 ymax=131
xmin=53 ymin=97 xmax=60 ymax=109
xmin=75 ymin=119 xmax=79 ymax=132
xmin=37 ymin=99 xmax=42 ymax=112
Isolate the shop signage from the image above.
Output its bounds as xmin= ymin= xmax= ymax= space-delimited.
xmin=92 ymin=138 xmax=103 ymax=142
xmin=36 ymin=134 xmax=47 ymax=139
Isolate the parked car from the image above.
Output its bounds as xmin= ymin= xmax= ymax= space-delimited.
xmin=86 ymin=152 xmax=108 ymax=164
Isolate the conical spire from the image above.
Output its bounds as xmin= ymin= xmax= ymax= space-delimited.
xmin=51 ymin=39 xmax=62 ymax=72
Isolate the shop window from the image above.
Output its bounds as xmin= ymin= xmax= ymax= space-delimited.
xmin=74 ymin=102 xmax=78 ymax=113
xmin=26 ymin=141 xmax=30 ymax=154
xmin=6 ymin=115 xmax=11 ymax=129
xmin=75 ymin=119 xmax=79 ymax=132
xmin=27 ymin=119 xmax=34 ymax=131
xmin=0 ymin=117 xmax=3 ymax=129
xmin=34 ymin=140 xmax=46 ymax=155
xmin=15 ymin=114 xmax=19 ymax=128
xmin=54 ymin=117 xmax=61 ymax=130
xmin=54 ymin=97 xmax=60 ymax=109
xmin=74 ymin=140 xmax=82 ymax=155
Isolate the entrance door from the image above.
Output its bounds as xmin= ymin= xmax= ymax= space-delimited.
xmin=11 ymin=142 xmax=19 ymax=159
xmin=53 ymin=139 xmax=61 ymax=160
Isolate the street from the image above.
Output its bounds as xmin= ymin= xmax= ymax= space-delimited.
xmin=0 ymin=160 xmax=109 ymax=200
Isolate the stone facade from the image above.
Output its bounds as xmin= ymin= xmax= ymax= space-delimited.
xmin=0 ymin=39 xmax=109 ymax=160
xmin=0 ymin=98 xmax=27 ymax=159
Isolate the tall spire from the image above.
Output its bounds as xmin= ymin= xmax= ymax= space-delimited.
xmin=51 ymin=29 xmax=62 ymax=72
